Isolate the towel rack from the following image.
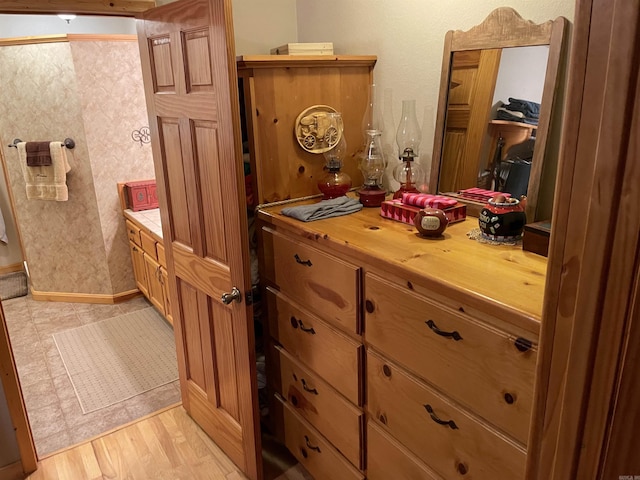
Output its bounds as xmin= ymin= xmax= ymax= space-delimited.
xmin=8 ymin=138 xmax=76 ymax=150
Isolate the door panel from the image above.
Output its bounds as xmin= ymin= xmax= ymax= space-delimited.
xmin=439 ymin=49 xmax=501 ymax=192
xmin=138 ymin=0 xmax=261 ymax=478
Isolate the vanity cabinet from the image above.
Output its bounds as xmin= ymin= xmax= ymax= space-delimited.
xmin=257 ymin=198 xmax=546 ymax=480
xmin=124 ymin=213 xmax=172 ymax=325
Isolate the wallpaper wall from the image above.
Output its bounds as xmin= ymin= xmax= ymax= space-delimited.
xmin=70 ymin=40 xmax=155 ymax=294
xmin=0 ymin=38 xmax=154 ymax=295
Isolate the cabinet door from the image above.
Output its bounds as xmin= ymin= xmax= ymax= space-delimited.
xmin=144 ymin=253 xmax=165 ymax=315
xmin=129 ymin=241 xmax=148 ymax=297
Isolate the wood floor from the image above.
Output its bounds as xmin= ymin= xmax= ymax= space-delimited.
xmin=21 ymin=406 xmax=310 ymax=480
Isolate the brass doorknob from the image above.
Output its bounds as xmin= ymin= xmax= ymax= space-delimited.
xmin=221 ymin=287 xmax=242 ymax=305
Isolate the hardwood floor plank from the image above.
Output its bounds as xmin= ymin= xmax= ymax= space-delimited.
xmin=23 ymin=406 xmax=302 ymax=480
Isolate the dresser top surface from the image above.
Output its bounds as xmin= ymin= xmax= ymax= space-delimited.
xmin=258 ymin=197 xmax=548 ymax=328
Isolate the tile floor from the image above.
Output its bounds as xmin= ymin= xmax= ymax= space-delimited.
xmin=3 ymin=294 xmax=181 ymax=458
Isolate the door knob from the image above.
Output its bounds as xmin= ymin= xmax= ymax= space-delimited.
xmin=221 ymin=287 xmax=242 ymax=305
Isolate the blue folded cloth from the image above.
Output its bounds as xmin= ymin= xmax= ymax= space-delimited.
xmin=281 ymin=196 xmax=363 ymax=222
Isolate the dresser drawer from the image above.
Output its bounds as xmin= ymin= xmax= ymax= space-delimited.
xmin=262 ymin=228 xmax=360 ymax=334
xmin=125 ymin=220 xmax=141 ymax=247
xmin=278 ymin=395 xmax=364 ymax=480
xmin=365 ymin=272 xmax=535 ymax=444
xmin=267 ymin=287 xmax=362 ymax=405
xmin=368 ymin=350 xmax=526 ymax=480
xmin=273 ymin=344 xmax=363 ymax=469
xmin=367 ymin=421 xmax=439 ymax=480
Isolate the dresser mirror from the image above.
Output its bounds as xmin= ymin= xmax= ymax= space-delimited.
xmin=429 ymin=7 xmax=567 ymax=220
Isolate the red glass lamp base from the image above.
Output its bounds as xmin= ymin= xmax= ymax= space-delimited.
xmin=358 ymin=187 xmax=386 ymax=207
xmin=393 ymin=184 xmax=421 ymax=199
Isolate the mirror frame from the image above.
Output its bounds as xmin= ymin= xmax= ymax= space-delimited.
xmin=429 ymin=7 xmax=567 ymax=220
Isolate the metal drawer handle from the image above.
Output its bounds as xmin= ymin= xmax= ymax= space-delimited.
xmin=424 ymin=404 xmax=458 ymax=430
xmin=304 ymin=435 xmax=321 ymax=453
xmin=425 ymin=320 xmax=463 ymax=341
xmin=290 ymin=316 xmax=316 ymax=335
xmin=294 ymin=254 xmax=312 ymax=267
xmin=298 ymin=320 xmax=316 ymax=335
xmin=301 ymin=378 xmax=318 ymax=395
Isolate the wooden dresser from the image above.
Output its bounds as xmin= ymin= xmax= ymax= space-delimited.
xmin=258 ymin=196 xmax=546 ymax=479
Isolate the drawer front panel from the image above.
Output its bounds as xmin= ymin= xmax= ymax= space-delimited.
xmin=125 ymin=220 xmax=141 ymax=247
xmin=279 ymin=396 xmax=364 ymax=480
xmin=367 ymin=350 xmax=526 ymax=480
xmin=157 ymin=242 xmax=166 ymax=268
xmin=267 ymin=288 xmax=361 ymax=405
xmin=140 ymin=229 xmax=158 ymax=261
xmin=273 ymin=345 xmax=363 ymax=469
xmin=365 ymin=273 xmax=535 ymax=444
xmin=367 ymin=421 xmax=439 ymax=480
xmin=264 ymin=228 xmax=360 ymax=334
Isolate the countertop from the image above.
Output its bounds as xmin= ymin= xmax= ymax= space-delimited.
xmin=124 ymin=208 xmax=163 ymax=240
xmin=257 ymin=196 xmax=548 ymax=334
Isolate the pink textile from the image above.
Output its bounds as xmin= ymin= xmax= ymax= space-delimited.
xmin=401 ymin=192 xmax=458 ymax=209
xmin=458 ymin=188 xmax=511 ymax=202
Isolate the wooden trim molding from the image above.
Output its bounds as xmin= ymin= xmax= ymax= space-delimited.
xmin=0 ymin=264 xmax=23 ymax=275
xmin=0 ymin=34 xmax=68 ymax=47
xmin=236 ymin=55 xmax=377 ymax=70
xmin=67 ymin=34 xmax=138 ymax=42
xmin=0 ymin=310 xmax=36 ymax=474
xmin=0 ymin=0 xmax=155 ymax=16
xmin=29 ymin=288 xmax=141 ymax=304
xmin=0 ymin=34 xmax=138 ymax=47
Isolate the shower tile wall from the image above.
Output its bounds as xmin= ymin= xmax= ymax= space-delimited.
xmin=0 ymin=38 xmax=155 ymax=296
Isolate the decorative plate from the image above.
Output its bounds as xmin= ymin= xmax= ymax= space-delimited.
xmin=294 ymin=105 xmax=343 ymax=154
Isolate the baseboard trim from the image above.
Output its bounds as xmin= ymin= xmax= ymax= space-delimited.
xmin=30 ymin=288 xmax=141 ymax=304
xmin=0 ymin=263 xmax=23 ymax=275
xmin=0 ymin=461 xmax=24 ymax=480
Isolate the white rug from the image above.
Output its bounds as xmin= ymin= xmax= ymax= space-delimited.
xmin=53 ymin=307 xmax=178 ymax=413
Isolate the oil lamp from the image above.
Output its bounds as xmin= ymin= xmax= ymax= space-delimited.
xmin=318 ymin=112 xmax=351 ymax=199
xmin=358 ymin=84 xmax=387 ymax=207
xmin=393 ymin=99 xmax=426 ymax=198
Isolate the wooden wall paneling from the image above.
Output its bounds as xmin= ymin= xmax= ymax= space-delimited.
xmin=529 ymin=0 xmax=640 ymax=478
xmin=599 ymin=264 xmax=640 ymax=477
xmin=576 ymin=11 xmax=640 ymax=476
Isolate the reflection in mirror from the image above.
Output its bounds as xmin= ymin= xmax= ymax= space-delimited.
xmin=439 ymin=46 xmax=549 ymax=197
xmin=430 ymin=8 xmax=567 ymax=221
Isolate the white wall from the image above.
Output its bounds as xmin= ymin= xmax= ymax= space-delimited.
xmin=0 ymin=14 xmax=135 ymax=36
xmin=233 ymin=0 xmax=297 ymax=55
xmin=296 ymin=0 xmax=575 ymax=196
xmin=492 ymin=45 xmax=550 ymax=108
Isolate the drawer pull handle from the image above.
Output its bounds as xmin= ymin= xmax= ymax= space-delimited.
xmin=304 ymin=435 xmax=321 ymax=453
xmin=301 ymin=378 xmax=318 ymax=395
xmin=298 ymin=320 xmax=316 ymax=335
xmin=425 ymin=320 xmax=463 ymax=341
xmin=424 ymin=404 xmax=458 ymax=430
xmin=294 ymin=254 xmax=313 ymax=267
xmin=515 ymin=337 xmax=532 ymax=352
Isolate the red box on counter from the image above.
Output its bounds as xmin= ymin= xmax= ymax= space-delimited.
xmin=380 ymin=199 xmax=467 ymax=226
xmin=125 ymin=180 xmax=158 ymax=211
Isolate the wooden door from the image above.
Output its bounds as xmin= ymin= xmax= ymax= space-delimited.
xmin=137 ymin=1 xmax=261 ymax=479
xmin=439 ymin=49 xmax=501 ymax=193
